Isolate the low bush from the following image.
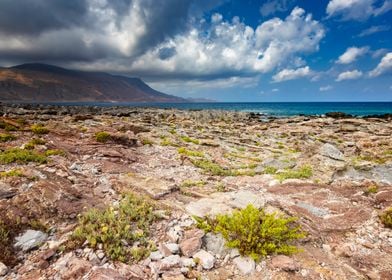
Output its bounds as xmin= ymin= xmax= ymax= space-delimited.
xmin=195 ymin=204 xmax=305 ymax=261
xmin=45 ymin=149 xmax=65 ymax=157
xmin=0 ymin=134 xmax=17 ymax=143
xmin=0 ymin=169 xmax=24 ymax=178
xmin=0 ymin=148 xmax=47 ymax=164
xmin=380 ymin=207 xmax=392 ymax=228
xmin=31 ymin=124 xmax=49 ymax=135
xmin=95 ymin=131 xmax=111 ymax=143
xmin=275 ymin=165 xmax=313 ymax=182
xmin=180 ymin=136 xmax=200 ymax=145
xmin=178 ymin=147 xmax=204 ymax=158
xmin=70 ymin=193 xmax=159 ymax=263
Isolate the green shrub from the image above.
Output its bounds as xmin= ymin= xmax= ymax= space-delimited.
xmin=25 ymin=138 xmax=46 ymax=150
xmin=45 ymin=149 xmax=65 ymax=157
xmin=141 ymin=138 xmax=154 ymax=146
xmin=380 ymin=208 xmax=392 ymax=228
xmin=364 ymin=185 xmax=378 ymax=195
xmin=275 ymin=165 xmax=313 ymax=182
xmin=0 ymin=121 xmax=17 ymax=131
xmin=180 ymin=136 xmax=200 ymax=145
xmin=191 ymin=159 xmax=230 ymax=176
xmin=181 ymin=180 xmax=206 ymax=188
xmin=70 ymin=193 xmax=159 ymax=263
xmin=31 ymin=124 xmax=49 ymax=135
xmin=195 ymin=204 xmax=305 ymax=261
xmin=95 ymin=131 xmax=111 ymax=143
xmin=0 ymin=134 xmax=17 ymax=142
xmin=0 ymin=169 xmax=24 ymax=178
xmin=0 ymin=148 xmax=47 ymax=164
xmin=178 ymin=147 xmax=204 ymax=158
xmin=264 ymin=166 xmax=278 ymax=175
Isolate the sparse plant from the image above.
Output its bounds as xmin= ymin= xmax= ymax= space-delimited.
xmin=263 ymin=166 xmax=278 ymax=175
xmin=0 ymin=169 xmax=24 ymax=178
xmin=45 ymin=149 xmax=65 ymax=157
xmin=195 ymin=204 xmax=305 ymax=261
xmin=178 ymin=147 xmax=204 ymax=158
xmin=0 ymin=148 xmax=47 ymax=164
xmin=141 ymin=138 xmax=154 ymax=146
xmin=70 ymin=193 xmax=159 ymax=263
xmin=275 ymin=165 xmax=313 ymax=182
xmin=380 ymin=207 xmax=392 ymax=228
xmin=364 ymin=185 xmax=378 ymax=195
xmin=95 ymin=131 xmax=111 ymax=143
xmin=31 ymin=124 xmax=49 ymax=135
xmin=181 ymin=136 xmax=200 ymax=145
xmin=0 ymin=134 xmax=17 ymax=142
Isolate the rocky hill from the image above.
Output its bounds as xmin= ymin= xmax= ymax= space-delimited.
xmin=0 ymin=63 xmax=185 ymax=103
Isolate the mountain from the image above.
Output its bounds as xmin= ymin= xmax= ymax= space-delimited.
xmin=0 ymin=63 xmax=185 ymax=103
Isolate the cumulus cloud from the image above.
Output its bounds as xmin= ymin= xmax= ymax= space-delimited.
xmin=337 ymin=46 xmax=369 ymax=64
xmin=260 ymin=0 xmax=294 ymax=17
xmin=0 ymin=2 xmax=324 ymax=86
xmin=75 ymin=7 xmax=324 ymax=82
xmin=272 ymin=66 xmax=312 ymax=82
xmin=369 ymin=52 xmax=392 ymax=77
xmin=326 ymin=0 xmax=392 ymax=21
xmin=320 ymin=85 xmax=333 ymax=91
xmin=336 ymin=69 xmax=363 ymax=81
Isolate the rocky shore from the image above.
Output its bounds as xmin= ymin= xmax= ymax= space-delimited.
xmin=0 ymin=104 xmax=391 ymax=280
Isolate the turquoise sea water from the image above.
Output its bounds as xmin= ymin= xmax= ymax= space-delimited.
xmin=50 ymin=102 xmax=392 ymax=117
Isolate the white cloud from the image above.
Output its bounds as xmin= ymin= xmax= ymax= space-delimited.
xmin=326 ymin=0 xmax=392 ymax=21
xmin=369 ymin=52 xmax=392 ymax=77
xmin=272 ymin=88 xmax=279 ymax=92
xmin=358 ymin=25 xmax=390 ymax=37
xmin=320 ymin=85 xmax=333 ymax=91
xmin=260 ymin=0 xmax=294 ymax=17
xmin=336 ymin=69 xmax=363 ymax=81
xmin=80 ymin=7 xmax=324 ymax=82
xmin=272 ymin=66 xmax=312 ymax=82
xmin=337 ymin=46 xmax=368 ymax=64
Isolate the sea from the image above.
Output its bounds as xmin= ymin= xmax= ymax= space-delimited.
xmin=48 ymin=102 xmax=392 ymax=117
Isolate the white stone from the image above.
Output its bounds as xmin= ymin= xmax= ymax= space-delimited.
xmin=193 ymin=250 xmax=215 ymax=270
xmin=0 ymin=262 xmax=8 ymax=277
xmin=233 ymin=256 xmax=255 ymax=275
xmin=14 ymin=230 xmax=47 ymax=251
xmin=165 ymin=243 xmax=179 ymax=254
xmin=180 ymin=257 xmax=195 ymax=267
xmin=150 ymin=251 xmax=163 ymax=261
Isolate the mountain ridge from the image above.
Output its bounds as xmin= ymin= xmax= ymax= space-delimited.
xmin=0 ymin=63 xmax=186 ymax=103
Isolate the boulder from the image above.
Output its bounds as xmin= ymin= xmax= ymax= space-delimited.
xmin=14 ymin=230 xmax=48 ymax=251
xmin=320 ymin=143 xmax=344 ymax=161
xmin=193 ymin=250 xmax=215 ymax=270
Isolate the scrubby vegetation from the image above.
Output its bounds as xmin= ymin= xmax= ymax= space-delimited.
xmin=180 ymin=135 xmax=200 ymax=145
xmin=141 ymin=138 xmax=154 ymax=146
xmin=0 ymin=148 xmax=47 ymax=164
xmin=190 ymin=158 xmax=257 ymax=177
xmin=0 ymin=121 xmax=17 ymax=131
xmin=25 ymin=138 xmax=46 ymax=150
xmin=380 ymin=207 xmax=392 ymax=228
xmin=31 ymin=124 xmax=49 ymax=135
xmin=195 ymin=204 xmax=305 ymax=261
xmin=45 ymin=149 xmax=66 ymax=157
xmin=95 ymin=131 xmax=111 ymax=143
xmin=0 ymin=169 xmax=24 ymax=178
xmin=70 ymin=193 xmax=159 ymax=263
xmin=178 ymin=147 xmax=204 ymax=157
xmin=275 ymin=165 xmax=313 ymax=182
xmin=0 ymin=134 xmax=17 ymax=142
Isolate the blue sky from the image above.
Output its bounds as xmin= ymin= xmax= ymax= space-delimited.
xmin=0 ymin=0 xmax=391 ymax=101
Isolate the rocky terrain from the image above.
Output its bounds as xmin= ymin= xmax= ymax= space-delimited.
xmin=0 ymin=104 xmax=391 ymax=280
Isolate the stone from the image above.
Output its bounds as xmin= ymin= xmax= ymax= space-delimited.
xmin=203 ymin=233 xmax=228 ymax=256
xmin=150 ymin=251 xmax=163 ymax=261
xmin=88 ymin=268 xmax=126 ymax=280
xmin=180 ymin=257 xmax=196 ymax=267
xmin=0 ymin=262 xmax=8 ymax=277
xmin=121 ymin=174 xmax=177 ymax=199
xmin=159 ymin=255 xmax=181 ymax=271
xmin=162 ymin=271 xmax=186 ymax=280
xmin=233 ymin=256 xmax=256 ymax=275
xmin=270 ymin=255 xmax=299 ymax=272
xmin=62 ymin=258 xmax=92 ymax=280
xmin=14 ymin=230 xmax=48 ymax=251
xmin=193 ymin=250 xmax=215 ymax=270
xmin=165 ymin=243 xmax=180 ymax=254
xmin=320 ymin=143 xmax=345 ymax=161
xmin=180 ymin=236 xmax=202 ymax=257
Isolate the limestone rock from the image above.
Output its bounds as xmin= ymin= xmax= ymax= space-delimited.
xmin=270 ymin=255 xmax=299 ymax=272
xmin=0 ymin=262 xmax=8 ymax=277
xmin=14 ymin=230 xmax=48 ymax=251
xmin=320 ymin=143 xmax=344 ymax=161
xmin=233 ymin=256 xmax=256 ymax=275
xmin=193 ymin=250 xmax=215 ymax=270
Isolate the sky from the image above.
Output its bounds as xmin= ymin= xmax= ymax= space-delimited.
xmin=0 ymin=0 xmax=391 ymax=102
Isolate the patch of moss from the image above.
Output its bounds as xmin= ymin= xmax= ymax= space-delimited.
xmin=141 ymin=138 xmax=154 ymax=146
xmin=195 ymin=204 xmax=305 ymax=261
xmin=31 ymin=124 xmax=49 ymax=135
xmin=191 ymin=159 xmax=230 ymax=176
xmin=0 ymin=148 xmax=47 ymax=164
xmin=178 ymin=147 xmax=204 ymax=158
xmin=364 ymin=185 xmax=378 ymax=195
xmin=181 ymin=180 xmax=206 ymax=188
xmin=160 ymin=137 xmax=177 ymax=147
xmin=380 ymin=208 xmax=392 ymax=228
xmin=263 ymin=166 xmax=278 ymax=175
xmin=275 ymin=165 xmax=313 ymax=182
xmin=25 ymin=138 xmax=46 ymax=150
xmin=0 ymin=134 xmax=17 ymax=142
xmin=180 ymin=136 xmax=200 ymax=145
xmin=0 ymin=169 xmax=24 ymax=178
xmin=0 ymin=121 xmax=17 ymax=131
xmin=95 ymin=131 xmax=111 ymax=143
xmin=45 ymin=149 xmax=66 ymax=157
xmin=70 ymin=193 xmax=159 ymax=263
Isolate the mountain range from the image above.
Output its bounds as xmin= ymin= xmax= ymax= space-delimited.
xmin=0 ymin=63 xmax=185 ymax=103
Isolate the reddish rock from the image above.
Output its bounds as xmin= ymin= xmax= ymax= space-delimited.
xmin=87 ymin=268 xmax=126 ymax=280
xmin=61 ymin=258 xmax=92 ymax=280
xmin=270 ymin=255 xmax=300 ymax=272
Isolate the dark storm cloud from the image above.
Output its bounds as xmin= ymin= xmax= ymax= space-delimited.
xmin=0 ymin=0 xmax=226 ymax=64
xmin=0 ymin=0 xmax=89 ymax=35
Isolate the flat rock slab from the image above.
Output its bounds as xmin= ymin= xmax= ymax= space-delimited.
xmin=121 ymin=174 xmax=178 ymax=199
xmin=186 ymin=190 xmax=265 ymax=217
xmin=14 ymin=230 xmax=47 ymax=252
